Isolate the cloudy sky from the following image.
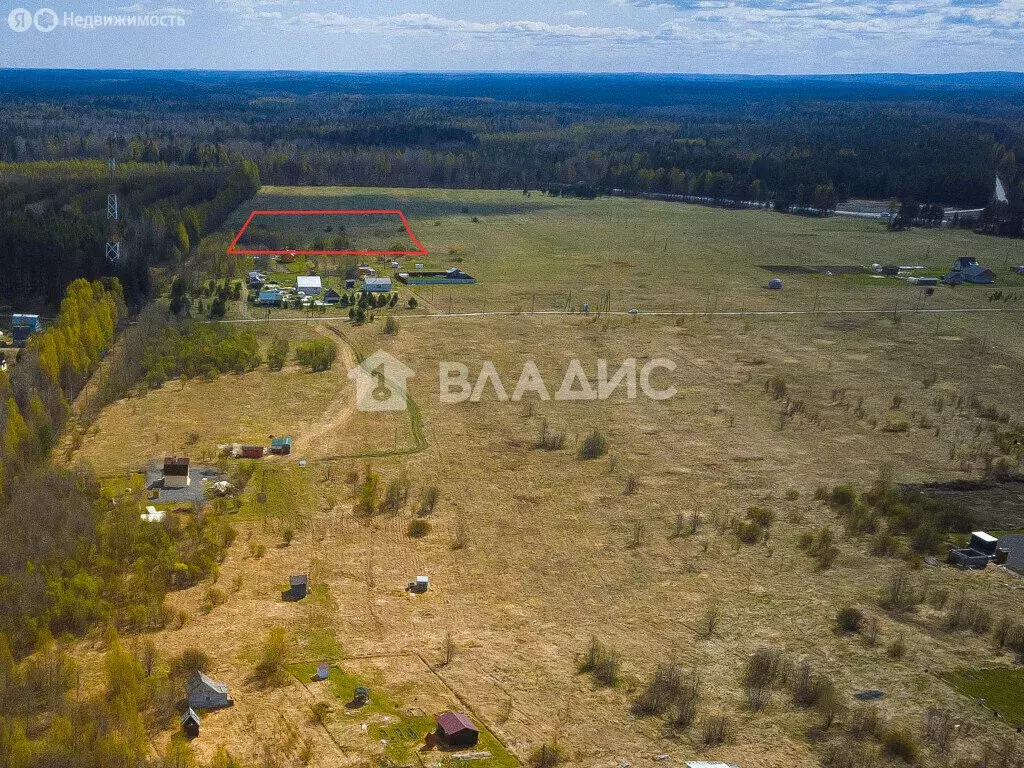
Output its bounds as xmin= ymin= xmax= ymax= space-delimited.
xmin=2 ymin=0 xmax=1022 ymax=72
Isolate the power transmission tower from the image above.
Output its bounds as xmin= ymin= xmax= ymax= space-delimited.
xmin=105 ymin=137 xmax=122 ymax=263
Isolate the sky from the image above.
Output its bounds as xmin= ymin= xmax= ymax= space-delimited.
xmin=1 ymin=0 xmax=1022 ymax=73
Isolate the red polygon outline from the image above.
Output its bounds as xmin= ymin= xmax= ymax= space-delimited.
xmin=228 ymin=209 xmax=429 ymax=256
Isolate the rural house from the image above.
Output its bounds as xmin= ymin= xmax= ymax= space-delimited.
xmin=435 ymin=711 xmax=479 ymax=748
xmin=257 ymin=289 xmax=281 ymax=306
xmin=323 ymin=288 xmax=341 ymax=304
xmin=162 ymin=457 xmax=190 ymax=489
xmin=296 ymin=275 xmax=323 ymax=296
xmin=363 ymin=276 xmax=393 ymax=292
xmin=943 ymin=256 xmax=995 ymax=285
xmin=181 ymin=708 xmax=201 ymax=739
xmin=186 ymin=671 xmax=233 ymax=709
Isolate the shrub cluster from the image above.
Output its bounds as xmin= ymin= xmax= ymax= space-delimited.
xmin=295 ymin=338 xmax=337 ymax=372
xmin=142 ymin=322 xmax=262 ymax=385
xmin=827 ymin=480 xmax=974 ymax=556
xmin=579 ymin=636 xmax=620 ymax=686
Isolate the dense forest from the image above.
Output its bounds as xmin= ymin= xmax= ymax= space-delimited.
xmin=0 ymin=71 xmax=1022 ymax=250
xmin=0 ymin=159 xmax=260 ymax=311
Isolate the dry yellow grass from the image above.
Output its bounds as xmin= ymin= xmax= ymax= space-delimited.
xmin=68 ymin=190 xmax=1024 ymax=768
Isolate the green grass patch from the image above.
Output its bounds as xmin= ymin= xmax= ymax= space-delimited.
xmin=236 ymin=464 xmax=308 ymax=525
xmin=287 ymin=662 xmax=517 ymax=767
xmin=941 ymin=668 xmax=1024 ymax=726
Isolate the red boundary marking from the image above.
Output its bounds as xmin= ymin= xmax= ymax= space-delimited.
xmin=228 ymin=209 xmax=429 ymax=256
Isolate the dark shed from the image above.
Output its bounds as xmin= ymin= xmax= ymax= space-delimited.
xmin=181 ymin=708 xmax=201 ymax=739
xmin=289 ymin=574 xmax=308 ymax=599
xmin=435 ymin=711 xmax=479 ymax=748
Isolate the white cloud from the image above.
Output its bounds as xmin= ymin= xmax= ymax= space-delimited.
xmin=279 ymin=12 xmax=653 ymax=42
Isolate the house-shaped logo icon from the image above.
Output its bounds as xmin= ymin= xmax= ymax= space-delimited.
xmin=347 ymin=350 xmax=415 ymax=412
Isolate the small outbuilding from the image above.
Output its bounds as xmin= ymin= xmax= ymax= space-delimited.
xmin=435 ymin=711 xmax=479 ymax=748
xmin=315 ymin=663 xmax=330 ymax=680
xmin=269 ymin=436 xmax=292 ymax=455
xmin=11 ymin=314 xmax=42 ymax=347
xmin=181 ymin=708 xmax=201 ymax=739
xmin=162 ymin=457 xmax=191 ymax=489
xmin=186 ymin=671 xmax=233 ymax=709
xmin=288 ymin=574 xmax=308 ymax=600
xmin=970 ymin=531 xmax=998 ymax=557
xmin=408 ymin=575 xmax=429 ymax=593
xmin=323 ymin=288 xmax=341 ymax=305
xmin=241 ymin=445 xmax=264 ymax=459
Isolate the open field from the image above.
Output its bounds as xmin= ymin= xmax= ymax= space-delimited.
xmin=70 ymin=188 xmax=1024 ymax=768
xmin=232 ymin=211 xmax=426 ymax=255
xmin=223 ymin=186 xmax=1024 ymax=320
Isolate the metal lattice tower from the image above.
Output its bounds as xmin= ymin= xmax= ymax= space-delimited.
xmin=105 ymin=137 xmax=121 ymax=263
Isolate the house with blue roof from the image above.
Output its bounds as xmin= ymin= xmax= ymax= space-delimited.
xmin=257 ymin=289 xmax=281 ymax=306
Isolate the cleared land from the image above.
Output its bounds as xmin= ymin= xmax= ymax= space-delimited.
xmin=231 ymin=210 xmax=426 ymax=255
xmin=72 ymin=188 xmax=1024 ymax=768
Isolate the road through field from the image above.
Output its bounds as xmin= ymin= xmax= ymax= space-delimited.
xmin=210 ymin=306 xmax=1024 ymax=325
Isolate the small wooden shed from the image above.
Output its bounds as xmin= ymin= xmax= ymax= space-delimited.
xmin=435 ymin=711 xmax=479 ymax=748
xmin=181 ymin=708 xmax=201 ymax=739
xmin=269 ymin=436 xmax=292 ymax=455
xmin=241 ymin=445 xmax=264 ymax=459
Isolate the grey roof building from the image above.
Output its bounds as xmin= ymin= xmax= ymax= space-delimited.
xmin=943 ymin=256 xmax=995 ymax=285
xmin=187 ymin=671 xmax=233 ymax=709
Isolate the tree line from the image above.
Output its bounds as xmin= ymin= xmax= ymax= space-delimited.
xmin=1 ymin=73 xmax=1021 ymax=228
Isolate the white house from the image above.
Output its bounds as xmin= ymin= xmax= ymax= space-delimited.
xmin=363 ymin=277 xmax=393 ymax=293
xmin=187 ymin=671 xmax=233 ymax=709
xmin=296 ymin=276 xmax=323 ymax=296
